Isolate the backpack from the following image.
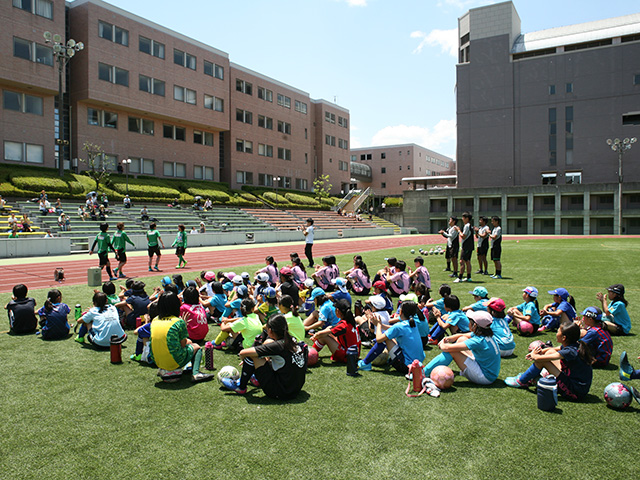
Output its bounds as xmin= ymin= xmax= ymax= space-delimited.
xmin=54 ymin=268 xmax=65 ymax=282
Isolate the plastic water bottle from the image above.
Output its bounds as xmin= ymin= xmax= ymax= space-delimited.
xmin=74 ymin=304 xmax=82 ymax=321
xmin=537 ymin=375 xmax=558 ymax=411
xmin=204 ymin=341 xmax=215 ymax=370
xmin=346 ymin=345 xmax=359 ymax=376
xmin=110 ymin=335 xmax=122 ymax=364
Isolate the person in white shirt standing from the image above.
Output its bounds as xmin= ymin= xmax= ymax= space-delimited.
xmin=302 ymin=218 xmax=315 ymax=268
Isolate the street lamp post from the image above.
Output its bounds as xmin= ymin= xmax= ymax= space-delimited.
xmin=43 ymin=31 xmax=84 ymax=178
xmin=275 ymin=176 xmax=281 ymax=209
xmin=122 ymin=158 xmax=132 ymax=195
xmin=606 ymin=137 xmax=637 ymax=235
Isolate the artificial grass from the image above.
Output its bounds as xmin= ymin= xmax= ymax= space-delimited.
xmin=0 ymin=238 xmax=638 ymax=480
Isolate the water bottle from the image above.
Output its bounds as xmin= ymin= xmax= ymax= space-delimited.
xmin=346 ymin=345 xmax=359 ymax=376
xmin=204 ymin=341 xmax=215 ymax=370
xmin=74 ymin=304 xmax=82 ymax=321
xmin=110 ymin=335 xmax=122 ymax=364
xmin=537 ymin=375 xmax=558 ymax=411
xmin=135 ymin=316 xmax=142 ymax=329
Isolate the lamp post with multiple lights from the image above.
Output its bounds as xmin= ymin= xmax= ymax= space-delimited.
xmin=43 ymin=31 xmax=84 ymax=177
xmin=606 ymin=137 xmax=637 ymax=235
xmin=122 ymin=158 xmax=132 ymax=195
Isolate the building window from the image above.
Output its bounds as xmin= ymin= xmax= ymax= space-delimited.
xmin=325 ymin=135 xmax=336 ymax=146
xmin=549 ymin=85 xmax=556 ymax=95
xmin=407 ymin=165 xmax=411 ymax=170
xmin=98 ymin=21 xmax=129 ymax=46
xmin=565 ymin=106 xmax=573 ymax=165
xmin=295 ymin=100 xmax=307 ymax=114
xmin=204 ymin=61 xmax=224 ymax=79
xmin=541 ymin=173 xmax=557 ymax=185
xmin=381 ymin=152 xmax=386 ymax=159
xmin=566 ymin=172 xmax=582 ymax=184
xmin=139 ymin=75 xmax=165 ymax=96
xmin=339 ymin=160 xmax=348 ymax=171
xmin=139 ymin=36 xmax=164 ymax=59
xmin=295 ymin=178 xmax=308 ymax=190
xmin=399 ymin=166 xmax=402 ymax=170
xmin=13 ymin=37 xmax=53 ymax=66
xmin=236 ymin=171 xmax=253 ymax=185
xmin=338 ymin=138 xmax=348 ymax=149
xmin=129 ymin=157 xmax=154 ymax=175
xmin=634 ymin=74 xmax=640 ymax=85
xmin=128 ymin=116 xmax=154 ymax=135
xmin=381 ymin=182 xmax=386 ymax=189
xmin=258 ymin=87 xmax=273 ymax=102
xmin=163 ymin=124 xmax=186 ymax=141
xmin=258 ymin=115 xmax=273 ymax=130
xmin=549 ymin=108 xmax=557 ymax=166
xmin=4 ymin=141 xmax=44 ymax=163
xmin=174 ymin=85 xmax=196 ymax=104
xmin=173 ymin=49 xmax=196 ymax=70
xmin=236 ymin=109 xmax=253 ymax=124
xmin=258 ymin=144 xmax=273 ymax=157
xmin=236 ymin=139 xmax=253 ymax=154
xmin=163 ymin=161 xmax=186 ymax=178
xmin=277 ymin=121 xmax=292 ymax=135
xmin=98 ymin=63 xmax=129 ymax=86
xmin=381 ymin=167 xmax=386 ymax=174
xmin=13 ymin=0 xmax=53 ymax=18
xmin=338 ymin=116 xmax=348 ymax=128
xmin=204 ymin=94 xmax=223 ymax=112
xmin=87 ymin=108 xmax=117 ymax=128
xmin=277 ymin=94 xmax=291 ymax=108
xmin=236 ymin=79 xmax=252 ymax=95
xmin=193 ymin=131 xmax=214 ymax=146
xmin=3 ymin=90 xmax=43 ymax=115
xmin=259 ymin=173 xmax=274 ymax=187
xmin=325 ymin=111 xmax=336 ymax=124
xmin=277 ymin=148 xmax=291 ymax=161
xmin=566 ymin=82 xmax=573 ymax=93
xmin=194 ymin=165 xmax=214 ymax=181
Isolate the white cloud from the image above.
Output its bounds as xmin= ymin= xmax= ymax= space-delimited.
xmin=411 ymin=28 xmax=457 ymax=57
xmin=370 ymin=119 xmax=456 ymax=154
xmin=341 ymin=0 xmax=367 ymax=6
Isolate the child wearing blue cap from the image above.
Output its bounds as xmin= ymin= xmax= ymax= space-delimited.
xmin=256 ymin=286 xmax=278 ymax=324
xmin=596 ymin=284 xmax=631 ymax=335
xmin=462 ymin=286 xmax=489 ymax=312
xmin=579 ymin=307 xmax=612 ymax=367
xmin=539 ymin=288 xmax=576 ymax=332
xmin=303 ymin=288 xmax=338 ymax=333
xmin=506 ymin=287 xmax=540 ymax=330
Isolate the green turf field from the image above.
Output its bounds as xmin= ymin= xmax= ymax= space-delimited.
xmin=1 ymin=238 xmax=637 ymax=480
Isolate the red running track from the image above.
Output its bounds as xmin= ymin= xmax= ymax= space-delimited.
xmin=0 ymin=235 xmax=445 ymax=293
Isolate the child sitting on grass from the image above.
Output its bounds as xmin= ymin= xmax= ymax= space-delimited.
xmin=578 ymin=307 xmax=612 ymax=368
xmin=220 ymin=298 xmax=263 ymax=353
xmin=37 ymin=289 xmax=70 ymax=340
xmin=211 ymin=285 xmax=248 ymax=349
xmin=75 ymin=292 xmax=127 ymax=348
xmin=483 ymin=297 xmax=515 ymax=357
xmin=539 ymin=288 xmax=576 ymax=332
xmin=5 ymin=284 xmax=37 ymax=335
xmin=255 ymin=286 xmax=278 ymax=324
xmin=180 ymin=286 xmax=208 ymax=343
xmin=462 ymin=286 xmax=489 ymax=312
xmin=278 ymin=295 xmax=305 ymax=342
xmin=424 ymin=283 xmax=451 ymax=324
xmin=428 ymin=294 xmax=469 ymax=344
xmin=596 ymin=284 xmax=631 ymax=335
xmin=506 ymin=287 xmax=540 ymax=332
xmin=130 ymin=302 xmax=158 ymax=363
xmin=423 ymin=310 xmax=501 ymax=385
xmin=310 ymin=299 xmax=360 ymax=363
xmin=505 ymin=322 xmax=593 ymax=401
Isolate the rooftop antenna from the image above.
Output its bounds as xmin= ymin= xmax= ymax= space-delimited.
xmin=334 ymin=95 xmax=338 ymax=104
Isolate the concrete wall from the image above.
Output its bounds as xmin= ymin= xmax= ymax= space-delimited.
xmin=0 ymin=237 xmax=70 ymax=258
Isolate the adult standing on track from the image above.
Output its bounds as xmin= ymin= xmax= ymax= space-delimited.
xmin=112 ymin=222 xmax=135 ymax=278
xmin=89 ymin=222 xmax=116 ymax=281
xmin=302 ymin=218 xmax=315 ymax=268
xmin=147 ymin=222 xmax=165 ymax=272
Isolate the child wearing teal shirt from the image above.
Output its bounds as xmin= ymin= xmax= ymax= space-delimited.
xmin=483 ymin=297 xmax=515 ymax=357
xmin=507 ymin=286 xmax=541 ymax=330
xmin=597 ymin=284 xmax=631 ymax=335
xmin=428 ymin=294 xmax=469 ymax=343
xmin=171 ymin=224 xmax=188 ymax=269
xmin=462 ymin=286 xmax=489 ymax=313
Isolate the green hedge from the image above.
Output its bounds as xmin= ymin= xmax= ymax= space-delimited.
xmin=262 ymin=192 xmax=291 ymax=205
xmin=383 ymin=197 xmax=403 ymax=207
xmin=10 ymin=174 xmax=70 ymax=193
xmin=284 ymin=192 xmax=320 ymax=206
xmin=111 ymin=182 xmax=181 ymax=198
xmin=186 ymin=188 xmax=230 ymax=203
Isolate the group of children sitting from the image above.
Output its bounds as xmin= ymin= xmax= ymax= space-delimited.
xmin=4 ymin=250 xmax=635 ymax=402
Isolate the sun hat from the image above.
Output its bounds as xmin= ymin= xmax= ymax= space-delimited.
xmin=232 ymin=276 xmax=243 ymax=285
xmin=523 ymin=286 xmax=538 ymax=298
xmin=467 ymin=310 xmax=493 ymax=327
xmin=256 ymin=273 xmax=269 ymax=282
xmin=309 ymin=287 xmax=325 ymax=301
xmin=332 ymin=277 xmax=347 ymax=293
xmin=368 ymin=296 xmax=386 ymax=310
xmin=469 ymin=286 xmax=488 ymax=298
xmin=241 ymin=272 xmax=250 ymax=279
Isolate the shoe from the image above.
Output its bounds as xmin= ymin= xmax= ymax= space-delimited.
xmin=191 ymin=372 xmax=215 ymax=383
xmin=453 ymin=278 xmax=461 ymax=283
xmin=153 ymin=266 xmax=160 ymax=271
xmin=118 ymin=272 xmax=126 ymax=278
xmin=357 ymin=359 xmax=372 ymax=371
xmin=130 ymin=353 xmax=141 ymax=361
xmin=449 ymin=273 xmax=457 ymax=278
xmin=538 ymin=325 xmax=548 ymax=333
xmin=211 ymin=342 xmax=223 ymax=350
xmin=630 ymin=386 xmax=640 ymax=405
xmin=175 ymin=265 xmax=181 ymax=269
xmin=620 ymin=351 xmax=633 ymax=381
xmin=148 ymin=267 xmax=153 ymax=272
xmin=504 ymin=374 xmax=534 ymax=388
xmin=495 ymin=275 xmax=502 ymax=279
xmin=474 ymin=270 xmax=483 ymax=274
xmin=249 ymin=375 xmax=260 ymax=387
xmin=361 ymin=340 xmax=372 ymax=348
xmin=109 ymin=277 xmax=118 ymax=281
xmin=113 ymin=268 xmax=118 ymax=275
xmin=443 ymin=268 xmax=451 ymax=272
xmin=74 ymin=336 xmax=84 ymax=344
xmin=483 ymin=271 xmax=490 ymax=275
xmin=220 ymin=376 xmax=247 ymax=393
xmin=427 ymin=336 xmax=439 ymax=345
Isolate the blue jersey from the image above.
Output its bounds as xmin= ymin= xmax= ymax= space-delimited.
xmin=467 ymin=300 xmax=488 ymax=312
xmin=432 ymin=298 xmax=446 ymax=315
xmin=319 ymin=300 xmax=339 ymax=328
xmin=490 ymin=317 xmax=516 ymax=352
xmin=516 ymin=301 xmax=540 ymax=326
xmin=464 ymin=334 xmax=501 ymax=382
xmin=385 ymin=320 xmax=425 ymax=364
xmin=608 ymin=301 xmax=631 ymax=334
xmin=445 ymin=310 xmax=470 ymax=333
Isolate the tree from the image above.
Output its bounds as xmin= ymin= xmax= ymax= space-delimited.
xmin=79 ymin=142 xmax=109 ymax=192
xmin=312 ymin=174 xmax=332 ymax=200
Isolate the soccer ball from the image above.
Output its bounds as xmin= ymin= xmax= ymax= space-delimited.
xmin=528 ymin=340 xmax=545 ymax=352
xmin=307 ymin=347 xmax=319 ymax=367
xmin=410 ymin=249 xmax=415 ymax=254
xmin=430 ymin=365 xmax=455 ymax=389
xmin=517 ymin=321 xmax=535 ymax=336
xmin=604 ymin=382 xmax=632 ymax=409
xmin=217 ymin=365 xmax=240 ymax=385
xmin=371 ymin=351 xmax=389 ymax=367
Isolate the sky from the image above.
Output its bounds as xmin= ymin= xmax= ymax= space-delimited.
xmin=84 ymin=0 xmax=640 ymax=159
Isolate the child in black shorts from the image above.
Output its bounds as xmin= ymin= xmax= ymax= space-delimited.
xmin=439 ymin=217 xmax=459 ymax=277
xmin=5 ymin=283 xmax=37 ymax=334
xmin=455 ymin=212 xmax=474 ymax=283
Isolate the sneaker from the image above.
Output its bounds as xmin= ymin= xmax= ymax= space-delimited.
xmin=249 ymin=375 xmax=260 ymax=387
xmin=504 ymin=374 xmax=534 ymax=388
xmin=475 ymin=270 xmax=483 ymax=274
xmin=191 ymin=372 xmax=215 ymax=383
xmin=118 ymin=272 xmax=126 ymax=278
xmin=211 ymin=342 xmax=223 ymax=350
xmin=148 ymin=267 xmax=153 ymax=272
xmin=630 ymin=386 xmax=640 ymax=405
xmin=109 ymin=277 xmax=118 ymax=281
xmin=220 ymin=376 xmax=246 ymax=393
xmin=153 ymin=266 xmax=160 ymax=271
xmin=449 ymin=273 xmax=457 ymax=278
xmin=483 ymin=271 xmax=490 ymax=275
xmin=361 ymin=340 xmax=372 ymax=348
xmin=74 ymin=336 xmax=84 ymax=344
xmin=130 ymin=353 xmax=141 ymax=361
xmin=157 ymin=368 xmax=182 ymax=383
xmin=495 ymin=275 xmax=503 ymax=279
xmin=538 ymin=325 xmax=548 ymax=333
xmin=619 ymin=351 xmax=633 ymax=381
xmin=427 ymin=336 xmax=439 ymax=345
xmin=453 ymin=277 xmax=461 ymax=283
xmin=357 ymin=359 xmax=372 ymax=371
xmin=113 ymin=268 xmax=119 ymax=275
xmin=175 ymin=265 xmax=182 ymax=269
xmin=443 ymin=268 xmax=451 ymax=272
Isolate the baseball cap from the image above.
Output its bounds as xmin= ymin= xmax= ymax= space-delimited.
xmin=523 ymin=286 xmax=538 ymax=298
xmin=469 ymin=286 xmax=488 ymax=298
xmin=548 ymin=288 xmax=569 ymax=301
xmin=373 ymin=280 xmax=387 ymax=292
xmin=303 ymin=278 xmax=315 ymax=288
xmin=256 ymin=273 xmax=269 ymax=282
xmin=236 ymin=285 xmax=248 ymax=297
xmin=399 ymin=293 xmax=419 ymax=303
xmin=232 ymin=276 xmax=243 ymax=285
xmin=482 ymin=297 xmax=506 ymax=312
xmin=225 ymin=272 xmax=236 ymax=281
xmin=309 ymin=287 xmax=325 ymax=301
xmin=368 ymin=295 xmax=386 ymax=310
xmin=466 ymin=310 xmax=493 ymax=328
xmin=161 ymin=276 xmax=172 ymax=287
xmin=607 ymin=284 xmax=625 ymax=296
xmin=204 ymin=271 xmax=216 ymax=281
xmin=264 ymin=287 xmax=277 ymax=299
xmin=279 ymin=267 xmax=293 ymax=276
xmin=222 ymin=282 xmax=234 ymax=291
xmin=332 ymin=277 xmax=347 ymax=293
xmin=241 ymin=272 xmax=250 ymax=280
xmin=582 ymin=306 xmax=603 ymax=321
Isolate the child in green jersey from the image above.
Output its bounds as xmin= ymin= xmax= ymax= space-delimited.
xmin=172 ymin=224 xmax=188 ymax=269
xmin=146 ymin=222 xmax=165 ymax=272
xmin=112 ymin=222 xmax=135 ymax=278
xmin=90 ymin=223 xmax=116 ymax=281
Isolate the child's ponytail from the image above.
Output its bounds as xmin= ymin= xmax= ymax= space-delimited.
xmin=578 ymin=340 xmax=594 ymax=365
xmin=401 ymin=301 xmax=418 ymax=328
